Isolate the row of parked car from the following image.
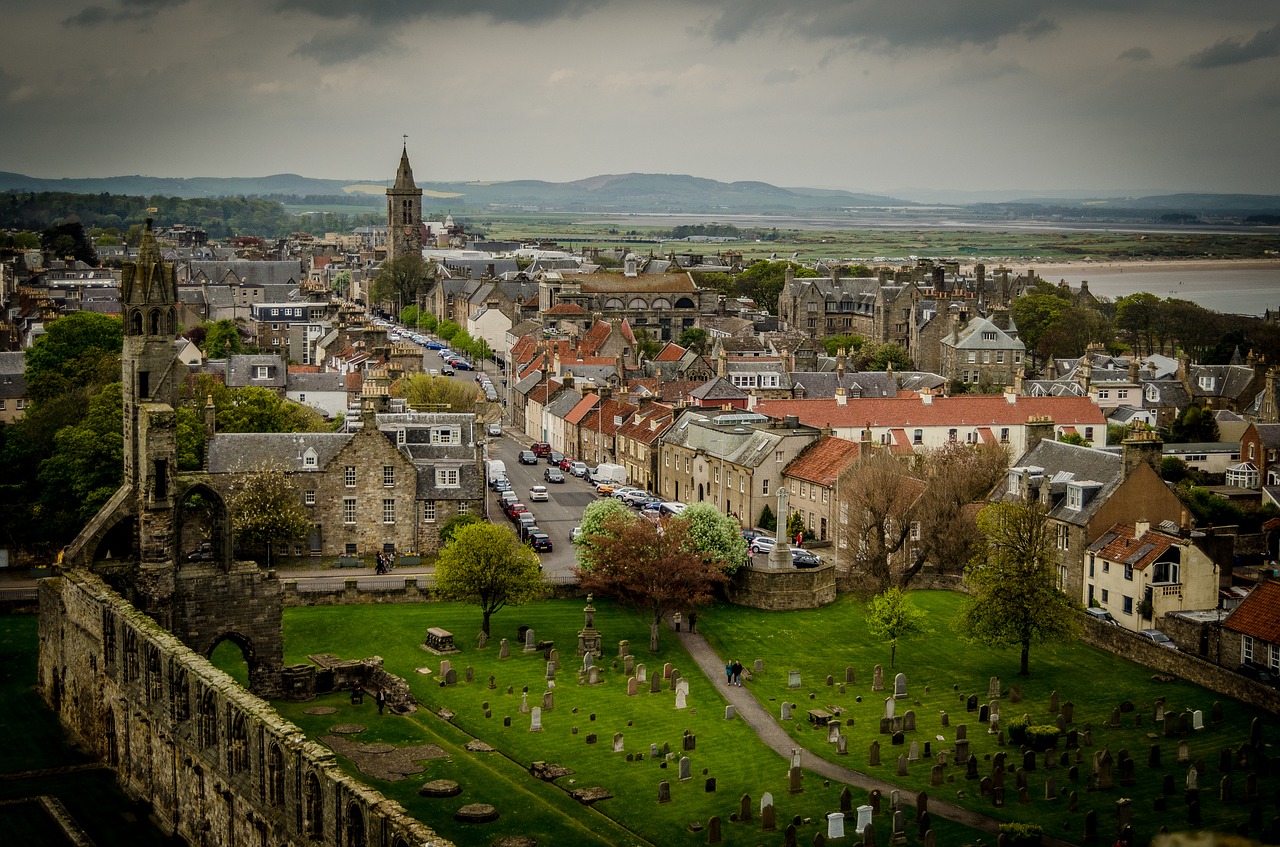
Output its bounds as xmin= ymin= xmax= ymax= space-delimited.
xmin=490 ymin=475 xmax=552 ymax=553
xmin=741 ymin=529 xmax=821 ymax=567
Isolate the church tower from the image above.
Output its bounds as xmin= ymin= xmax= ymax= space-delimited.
xmin=386 ymin=144 xmax=423 ymax=261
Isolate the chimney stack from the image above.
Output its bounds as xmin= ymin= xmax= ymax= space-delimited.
xmin=1024 ymin=415 xmax=1055 ymax=453
xmin=1121 ymin=425 xmax=1164 ymax=480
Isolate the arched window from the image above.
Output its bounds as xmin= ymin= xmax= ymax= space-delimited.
xmin=131 ymin=310 xmax=143 ymax=335
xmin=199 ymin=689 xmax=218 ymax=749
xmin=304 ymin=772 xmax=323 ymax=840
xmin=149 ymin=309 xmax=162 ymax=335
xmin=266 ymin=743 xmax=285 ymax=805
xmin=651 ymin=298 xmax=672 ymax=310
xmin=604 ymin=298 xmax=624 ymax=309
xmin=228 ymin=711 xmax=249 ymax=773
xmin=627 ymin=297 xmax=647 ymax=310
xmin=346 ymin=802 xmax=367 ymax=847
xmin=675 ymin=297 xmax=695 ymax=309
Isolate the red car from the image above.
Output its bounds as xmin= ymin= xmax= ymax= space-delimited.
xmin=558 ymin=456 xmax=576 ymax=472
xmin=531 ymin=441 xmax=552 ymax=457
xmin=504 ymin=502 xmax=529 ymax=520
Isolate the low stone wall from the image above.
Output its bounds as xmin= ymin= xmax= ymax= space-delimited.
xmin=281 ymin=576 xmax=581 ymax=607
xmin=1078 ymin=617 xmax=1280 ymax=713
xmin=38 ymin=570 xmax=451 ymax=847
xmin=728 ymin=563 xmax=837 ymax=610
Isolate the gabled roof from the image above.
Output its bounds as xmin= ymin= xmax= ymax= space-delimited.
xmin=993 ymin=440 xmax=1123 ymax=527
xmin=565 ymin=392 xmax=601 ymax=425
xmin=207 ymin=432 xmax=351 ymax=473
xmin=756 ymin=393 xmax=1106 ymax=429
xmin=654 ymin=342 xmax=687 ymax=363
xmin=1088 ymin=523 xmax=1180 ymax=570
xmin=689 ymin=377 xmax=748 ymax=402
xmin=1224 ymin=579 xmax=1280 ymax=642
xmin=785 ymin=436 xmax=861 ymax=485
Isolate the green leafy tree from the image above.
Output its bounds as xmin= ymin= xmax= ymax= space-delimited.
xmin=25 ymin=312 xmax=122 ymax=402
xmin=678 ymin=327 xmax=710 ymax=355
xmin=369 ymin=253 xmax=434 ymax=312
xmin=421 ymin=313 xmax=439 ymax=332
xmin=41 ymin=220 xmax=99 ymax=265
xmin=1167 ymin=404 xmax=1219 ymax=444
xmin=216 ymin=386 xmax=331 ymax=433
xmin=226 ymin=464 xmax=312 ymax=567
xmin=957 ymin=501 xmax=1081 ymax=676
xmin=397 ymin=373 xmax=481 ymax=413
xmin=36 ymin=382 xmax=124 ymax=538
xmin=1058 ymin=431 xmax=1088 ymax=446
xmin=634 ymin=327 xmax=662 ymax=362
xmin=1011 ymin=289 xmax=1072 ymax=368
xmin=785 ymin=510 xmax=806 ymax=542
xmin=399 ymin=305 xmax=419 ymax=327
xmin=1115 ymin=292 xmax=1161 ymax=355
xmin=434 ymin=522 xmax=545 ymax=635
xmin=437 ymin=320 xmax=460 ymax=342
xmin=859 ymin=342 xmax=913 ymax=372
xmin=202 ymin=319 xmax=244 ymax=357
xmin=175 ymin=405 xmax=206 ymax=471
xmin=575 ymin=511 xmax=727 ymax=651
xmin=439 ymin=512 xmax=482 ymax=545
xmin=822 ymin=334 xmax=866 ymax=357
xmin=865 ymin=587 xmax=930 ymax=668
xmin=331 ymin=269 xmax=351 ymax=298
xmin=574 ymin=497 xmax=633 ymax=569
xmin=675 ymin=502 xmax=748 ymax=574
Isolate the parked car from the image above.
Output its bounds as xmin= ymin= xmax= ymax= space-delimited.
xmin=558 ymin=456 xmax=576 ymax=472
xmin=499 ymin=491 xmax=519 ymax=508
xmin=491 ymin=477 xmax=512 ymax=494
xmin=609 ymin=486 xmax=637 ymax=499
xmin=750 ymin=536 xmax=777 ymax=555
xmin=547 ymin=452 xmax=565 ymax=466
xmin=518 ymin=450 xmax=538 ymax=465
xmin=622 ymin=489 xmax=654 ymax=506
xmin=544 ymin=468 xmax=565 ymax=484
xmin=569 ymin=461 xmax=588 ymax=478
xmin=487 ymin=422 xmax=503 ymax=438
xmin=1138 ymin=629 xmax=1178 ymax=650
xmin=452 ymin=360 xmax=474 ymax=371
xmin=741 ymin=528 xmax=767 ymax=544
xmin=427 ymin=368 xmax=439 ymax=376
xmin=1238 ymin=661 xmax=1280 ymax=688
xmin=570 ymin=525 xmax=582 ymax=543
xmin=504 ymin=501 xmax=529 ymax=519
xmin=528 ymin=531 xmax=553 ymax=553
xmin=657 ymin=501 xmax=687 ymax=517
xmin=1084 ymin=607 xmax=1118 ymax=625
xmin=440 ymin=365 xmax=454 ymax=376
xmin=595 ymin=483 xmax=618 ymax=496
xmin=633 ymin=496 xmax=664 ymax=511
xmin=516 ymin=514 xmax=537 ymax=538
xmin=791 ymin=547 xmax=821 ymax=568
xmin=529 ymin=485 xmax=549 ymax=502
xmin=531 ymin=441 xmax=552 ymax=457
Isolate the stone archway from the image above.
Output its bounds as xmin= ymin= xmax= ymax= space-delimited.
xmin=205 ymin=631 xmax=264 ymax=691
xmin=175 ymin=480 xmax=231 ymax=568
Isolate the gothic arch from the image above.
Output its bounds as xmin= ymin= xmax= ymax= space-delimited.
xmin=175 ymin=480 xmax=231 ymax=568
xmin=131 ymin=309 xmax=143 ymax=335
xmin=204 ymin=631 xmax=260 ymax=686
xmin=266 ymin=742 xmax=285 ymax=805
xmin=149 ymin=308 xmax=163 ymax=336
xmin=304 ymin=771 xmax=323 ymax=840
xmin=346 ymin=802 xmax=367 ymax=847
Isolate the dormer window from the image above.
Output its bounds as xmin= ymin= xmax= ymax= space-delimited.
xmin=254 ymin=366 xmax=270 ymax=380
xmin=431 ymin=427 xmax=459 ymax=444
xmin=1146 ymin=385 xmax=1159 ymax=402
xmin=1198 ymin=375 xmax=1215 ymax=390
xmin=1008 ymin=469 xmax=1022 ymax=495
xmin=1067 ymin=485 xmax=1083 ymax=510
xmin=302 ymin=448 xmax=317 ymax=468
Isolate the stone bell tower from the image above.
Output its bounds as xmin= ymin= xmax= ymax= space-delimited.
xmin=386 ymin=144 xmax=423 ymax=261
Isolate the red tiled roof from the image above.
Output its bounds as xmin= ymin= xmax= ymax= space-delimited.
xmin=1093 ymin=523 xmax=1178 ymax=571
xmin=785 ymin=437 xmax=861 ymax=484
xmin=755 ymin=394 xmax=1107 ymax=429
xmin=1225 ymin=580 xmax=1280 ymax=642
xmin=565 ymin=393 xmax=601 ymax=425
xmin=887 ymin=429 xmax=916 ymax=456
xmin=978 ymin=427 xmax=996 ymax=445
xmin=619 ymin=318 xmax=636 ymax=346
xmin=654 ymin=343 xmax=687 ymax=362
xmin=579 ymin=399 xmax=635 ymax=437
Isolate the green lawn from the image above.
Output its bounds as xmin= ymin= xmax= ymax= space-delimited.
xmin=262 ymin=593 xmax=1280 ymax=846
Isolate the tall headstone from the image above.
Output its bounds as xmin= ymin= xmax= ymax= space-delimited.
xmin=988 ymin=676 xmax=1001 ymax=699
xmin=675 ymin=689 xmax=687 ymax=709
xmin=612 ymin=732 xmax=624 ymax=753
xmin=781 ymin=702 xmax=793 ymax=721
xmin=789 ymin=765 xmax=803 ymax=794
xmin=707 ymin=816 xmax=722 ymax=844
xmin=658 ymin=781 xmax=671 ymax=803
xmin=762 ymin=802 xmax=777 ymax=831
xmin=869 ymin=741 xmax=881 ymax=766
xmin=499 ymin=638 xmax=510 ymax=658
xmin=856 ymin=805 xmax=873 ymax=833
xmin=637 ymin=663 xmax=647 ymax=682
xmin=740 ymin=794 xmax=754 ymax=822
xmin=679 ymin=756 xmax=692 ymax=781
xmin=885 ymin=697 xmax=896 ymax=719
xmin=828 ymin=813 xmax=845 ymax=840
xmin=529 ymin=706 xmax=543 ymax=732
xmin=894 ymin=672 xmax=907 ymax=700
xmin=789 ymin=670 xmax=802 ymax=688
xmin=846 ymin=667 xmax=856 ymax=684
xmin=873 ymin=665 xmax=884 ymax=691
xmin=524 ymin=628 xmax=537 ymax=652
xmin=627 ymin=677 xmax=638 ymax=696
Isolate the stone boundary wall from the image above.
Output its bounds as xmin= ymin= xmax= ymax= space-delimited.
xmin=280 ymin=576 xmax=581 ymax=607
xmin=38 ymin=570 xmax=452 ymax=847
xmin=1078 ymin=617 xmax=1280 ymax=714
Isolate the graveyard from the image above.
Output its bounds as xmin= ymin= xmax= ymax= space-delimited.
xmin=225 ymin=591 xmax=1278 ymax=846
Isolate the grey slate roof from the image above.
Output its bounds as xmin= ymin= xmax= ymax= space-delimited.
xmin=994 ymin=440 xmax=1124 ymax=527
xmin=287 ymin=372 xmax=348 ymax=393
xmin=207 ymin=432 xmax=351 ymax=473
xmin=0 ymin=351 xmax=26 ymax=399
xmin=547 ymin=389 xmax=584 ymax=419
xmin=186 ymin=260 xmax=304 ymax=288
xmin=689 ymin=377 xmax=748 ymax=402
xmin=788 ymin=371 xmax=945 ymax=400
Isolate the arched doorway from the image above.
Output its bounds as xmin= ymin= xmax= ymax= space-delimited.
xmin=207 ymin=632 xmax=255 ymax=690
xmin=176 ymin=482 xmax=231 ymax=567
xmin=697 ymin=483 xmax=704 ymax=502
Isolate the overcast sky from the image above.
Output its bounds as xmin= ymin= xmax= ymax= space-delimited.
xmin=2 ymin=0 xmax=1278 ymax=198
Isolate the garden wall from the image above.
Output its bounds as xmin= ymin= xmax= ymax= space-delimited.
xmin=38 ymin=569 xmax=451 ymax=847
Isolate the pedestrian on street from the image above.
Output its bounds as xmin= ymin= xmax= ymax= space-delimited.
xmin=731 ymin=659 xmax=744 ymax=687
xmin=725 ymin=661 xmax=733 ymax=686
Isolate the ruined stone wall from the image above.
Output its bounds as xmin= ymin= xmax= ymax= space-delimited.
xmin=727 ymin=564 xmax=837 ymax=610
xmin=38 ymin=569 xmax=451 ymax=847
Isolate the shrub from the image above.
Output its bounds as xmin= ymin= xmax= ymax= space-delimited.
xmin=999 ymin=822 xmax=1043 ymax=846
xmin=1005 ymin=713 xmax=1030 ymax=746
xmin=1025 ymin=725 xmax=1061 ymax=751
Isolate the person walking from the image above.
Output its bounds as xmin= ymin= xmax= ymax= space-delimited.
xmin=687 ymin=611 xmax=697 ymax=633
xmin=375 ymin=688 xmax=387 ymax=715
xmin=725 ymin=661 xmax=733 ymax=686
xmin=731 ymin=659 xmax=744 ymax=687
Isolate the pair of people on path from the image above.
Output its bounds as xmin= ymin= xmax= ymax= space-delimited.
xmin=725 ymin=659 xmax=744 ymax=687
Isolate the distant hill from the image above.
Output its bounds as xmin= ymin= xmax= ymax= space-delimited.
xmin=2 ymin=170 xmax=1278 ymax=217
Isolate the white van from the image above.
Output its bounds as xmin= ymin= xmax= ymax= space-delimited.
xmin=590 ymin=462 xmax=627 ymax=486
xmin=486 ymin=459 xmax=507 ymax=484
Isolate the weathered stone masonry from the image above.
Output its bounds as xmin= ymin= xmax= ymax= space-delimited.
xmin=39 ymin=569 xmax=452 ymax=847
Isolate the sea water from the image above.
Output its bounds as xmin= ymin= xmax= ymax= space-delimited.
xmin=1038 ymin=266 xmax=1280 ymax=317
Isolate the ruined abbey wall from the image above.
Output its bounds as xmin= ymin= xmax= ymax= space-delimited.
xmin=38 ymin=569 xmax=452 ymax=847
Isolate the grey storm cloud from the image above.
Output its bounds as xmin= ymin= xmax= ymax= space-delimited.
xmin=291 ymin=27 xmax=397 ymax=65
xmin=1118 ymin=46 xmax=1153 ymax=61
xmin=1184 ymin=24 xmax=1280 ymax=68
xmin=272 ymin=0 xmax=609 ymax=27
xmin=62 ymin=0 xmax=190 ymax=27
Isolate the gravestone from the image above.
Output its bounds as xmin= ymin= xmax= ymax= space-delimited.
xmin=706 ymin=778 xmax=716 ymax=794
xmin=956 ymin=724 xmax=967 ymax=741
xmin=1062 ymin=701 xmax=1074 ymax=723
xmin=829 ymin=722 xmax=842 ymax=743
xmin=904 ymin=711 xmax=916 ymax=732
xmin=587 ymin=666 xmax=601 ymax=685
xmin=684 ymin=732 xmax=697 ymax=751
xmin=1083 ymin=809 xmax=1097 ymax=841
xmin=650 ymin=674 xmax=661 ymax=693
xmin=988 ymin=676 xmax=1001 ymax=699
xmin=583 ymin=653 xmax=594 ymax=672
xmin=909 ymin=741 xmax=920 ymax=762
xmin=623 ymin=655 xmax=635 ymax=675
xmin=789 ymin=765 xmax=803 ymax=794
xmin=675 ymin=689 xmax=687 ymax=709
xmin=992 ymin=786 xmax=1005 ymax=807
xmin=978 ymin=705 xmax=989 ymax=724
xmin=838 ymin=734 xmax=849 ymax=756
xmin=988 ymin=700 xmax=1000 ymax=724
xmin=1024 ymin=750 xmax=1037 ymax=772
xmin=707 ymin=816 xmax=721 ymax=843
xmin=627 ymin=677 xmax=638 ymax=696
xmin=1212 ymin=701 xmax=1223 ymax=725
xmin=618 ymin=639 xmax=629 ymax=658
xmin=440 ymin=659 xmax=452 ymax=677
xmin=856 ymin=805 xmax=873 ymax=833
xmin=897 ymin=754 xmax=908 ymax=776
xmin=792 ymin=748 xmax=803 ymax=768
xmin=846 ymin=667 xmax=856 ymax=684
xmin=762 ymin=802 xmax=777 ymax=831
xmin=1220 ymin=774 xmax=1233 ymax=802
xmin=1049 ymin=690 xmax=1059 ymax=714
xmin=444 ymin=668 xmax=458 ymax=686
xmin=658 ymin=781 xmax=671 ymax=803
xmin=873 ymin=665 xmax=884 ymax=691
xmin=679 ymin=756 xmax=692 ymax=781
xmin=789 ymin=670 xmax=802 ymax=689
xmin=955 ymin=739 xmax=970 ymax=765
xmin=891 ymin=810 xmax=907 ymax=845
xmin=1149 ymin=744 xmax=1162 ymax=768
xmin=1045 ymin=777 xmax=1058 ymax=800
xmin=612 ymin=732 xmax=624 ymax=753
xmin=828 ymin=812 xmax=845 ymax=840
xmin=966 ymin=694 xmax=978 ymax=712
xmin=499 ymin=637 xmax=510 ymax=658
xmin=761 ymin=792 xmax=774 ymax=815
xmin=782 ymin=702 xmax=793 ymax=720
xmin=663 ymin=662 xmax=673 ymax=679
xmin=1192 ymin=710 xmax=1204 ymax=731
xmin=542 ymin=691 xmax=554 ymax=711
xmin=530 ymin=707 xmax=543 ymax=732
xmin=894 ymin=672 xmax=907 ymax=700
xmin=520 ymin=692 xmax=529 ymax=713
xmin=892 ymin=731 xmax=905 ymax=746
xmin=930 ymin=764 xmax=944 ymax=785
xmin=869 ymin=741 xmax=881 ymax=766
xmin=725 ymin=705 xmax=736 ymax=721
xmin=637 ymin=663 xmax=647 ymax=682
xmin=870 ymin=789 xmax=881 ymax=814
xmin=1178 ymin=741 xmax=1189 ymax=764
xmin=885 ymin=697 xmax=896 ymax=719
xmin=524 ymin=628 xmax=537 ymax=652
xmin=1069 ymin=790 xmax=1079 ymax=812
xmin=939 ymin=711 xmax=949 ymax=727
xmin=739 ymin=794 xmax=754 ymax=821
xmin=755 ymin=659 xmax=764 ymax=673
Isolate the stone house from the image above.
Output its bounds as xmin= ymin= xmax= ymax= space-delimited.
xmin=781 ymin=435 xmax=863 ymax=542
xmin=1085 ymin=519 xmax=1221 ymax=632
xmin=939 ymin=312 xmax=1025 ymax=388
xmin=205 ymin=404 xmax=484 ymax=557
xmin=223 ymin=353 xmax=288 ymax=396
xmin=536 ymin=264 xmax=715 ymax=342
xmin=285 ymin=370 xmax=350 ymax=421
xmin=657 ymin=409 xmax=821 ymax=526
xmin=615 ymin=403 xmax=674 ymax=492
xmin=0 ymin=350 xmax=29 ymax=424
xmin=1222 ymin=578 xmax=1280 ymax=671
xmin=992 ymin=429 xmax=1186 ymax=605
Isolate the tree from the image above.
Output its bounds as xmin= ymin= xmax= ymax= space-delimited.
xmin=574 ymin=497 xmax=633 ymax=569
xmin=678 ymin=327 xmax=710 ymax=355
xmin=1011 ymin=289 xmax=1072 ymax=369
xmin=757 ymin=503 xmax=776 ymax=533
xmin=439 ymin=512 xmax=482 ymax=545
xmin=216 ymin=386 xmax=331 ymax=433
xmin=576 ymin=511 xmax=727 ymax=651
xmin=821 ymin=334 xmax=866 ymax=357
xmin=331 ymin=269 xmax=351 ymax=299
xmin=25 ymin=311 xmax=122 ymax=402
xmin=396 ymin=373 xmax=482 ymax=413
xmin=633 ymin=327 xmax=662 ymax=362
xmin=1115 ymin=292 xmax=1161 ymax=355
xmin=41 ymin=220 xmax=98 ymax=265
xmin=36 ymin=382 xmax=124 ymax=538
xmin=786 ymin=510 xmax=806 ymax=542
xmin=434 ymin=522 xmax=545 ymax=636
xmin=369 ymin=253 xmax=434 ymax=312
xmin=1167 ymin=404 xmax=1219 ymax=444
xmin=202 ymin=319 xmax=244 ymax=357
xmin=859 ymin=342 xmax=913 ymax=372
xmin=226 ymin=464 xmax=312 ymax=567
xmin=865 ymin=587 xmax=930 ymax=668
xmin=675 ymin=502 xmax=748 ymax=575
xmin=956 ymin=501 xmax=1081 ymax=676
